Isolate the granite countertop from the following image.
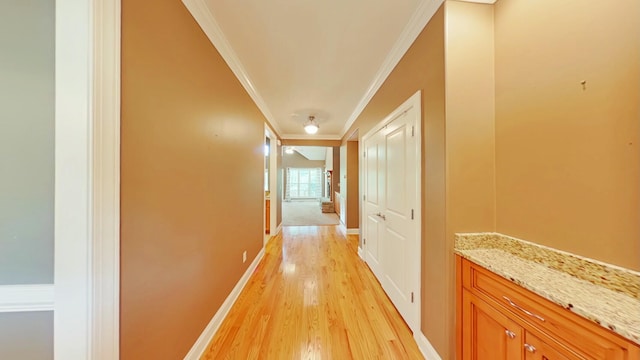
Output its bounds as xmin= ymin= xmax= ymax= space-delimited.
xmin=455 ymin=233 xmax=640 ymax=346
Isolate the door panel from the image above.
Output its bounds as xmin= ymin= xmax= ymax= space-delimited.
xmin=463 ymin=290 xmax=522 ymax=360
xmin=364 ymin=132 xmax=385 ymax=278
xmin=383 ymin=227 xmax=407 ymax=302
xmin=385 ymin=125 xmax=407 ymax=215
xmin=362 ymin=98 xmax=420 ymax=330
xmin=380 ymin=113 xmax=414 ymax=322
xmin=524 ymin=332 xmax=580 ymax=360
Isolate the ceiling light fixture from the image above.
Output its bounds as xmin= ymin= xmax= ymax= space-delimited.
xmin=304 ymin=115 xmax=319 ymax=135
xmin=285 ymin=147 xmax=294 ymax=154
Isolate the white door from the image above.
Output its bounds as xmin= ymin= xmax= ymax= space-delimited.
xmin=364 ymin=130 xmax=385 ymax=278
xmin=362 ymin=92 xmax=421 ymax=332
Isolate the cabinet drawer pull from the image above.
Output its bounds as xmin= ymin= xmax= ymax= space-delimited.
xmin=502 ymin=296 xmax=545 ymax=322
xmin=505 ymin=330 xmax=516 ymax=339
xmin=524 ymin=343 xmax=537 ymax=353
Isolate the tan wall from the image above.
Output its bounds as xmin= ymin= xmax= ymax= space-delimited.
xmin=444 ymin=2 xmax=496 ymax=357
xmin=332 ymin=146 xmax=341 ymax=199
xmin=494 ymin=0 xmax=640 ymax=270
xmin=343 ymin=5 xmax=449 ymax=357
xmin=346 ymin=141 xmax=360 ymax=229
xmin=120 ymin=0 xmax=266 ymax=358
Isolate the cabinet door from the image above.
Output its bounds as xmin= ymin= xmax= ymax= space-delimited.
xmin=463 ymin=290 xmax=523 ymax=360
xmin=524 ymin=332 xmax=581 ymax=360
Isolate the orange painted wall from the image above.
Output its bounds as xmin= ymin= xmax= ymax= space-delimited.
xmin=120 ymin=0 xmax=266 ymax=358
xmin=346 ymin=141 xmax=360 ymax=229
xmin=444 ymin=2 xmax=496 ymax=357
xmin=494 ymin=0 xmax=640 ymax=270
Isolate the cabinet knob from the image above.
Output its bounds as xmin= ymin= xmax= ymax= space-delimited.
xmin=524 ymin=344 xmax=536 ymax=353
xmin=505 ymin=330 xmax=516 ymax=339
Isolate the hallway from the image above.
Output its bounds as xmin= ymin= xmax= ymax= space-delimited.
xmin=202 ymin=226 xmax=423 ymax=359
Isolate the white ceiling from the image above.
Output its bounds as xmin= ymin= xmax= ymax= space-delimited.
xmin=290 ymin=146 xmax=328 ymax=161
xmin=185 ymin=0 xmax=442 ymax=139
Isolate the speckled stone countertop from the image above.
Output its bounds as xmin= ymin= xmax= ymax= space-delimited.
xmin=455 ymin=232 xmax=640 ymax=345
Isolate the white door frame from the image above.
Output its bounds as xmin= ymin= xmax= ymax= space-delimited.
xmin=361 ymin=91 xmax=422 ymax=334
xmin=55 ymin=0 xmax=120 ymax=358
xmin=264 ymin=126 xmax=280 ymax=242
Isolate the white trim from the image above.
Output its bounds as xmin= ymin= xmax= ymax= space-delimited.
xmin=346 ymin=228 xmax=360 ymax=235
xmin=91 ymin=0 xmax=121 ymax=357
xmin=337 ymin=222 xmax=347 ymax=235
xmin=266 ymin=125 xmax=279 ymax=243
xmin=280 ymin=133 xmax=342 ymax=141
xmin=357 ymin=247 xmax=364 ymax=260
xmin=55 ymin=0 xmax=93 ymax=358
xmin=0 ymin=285 xmax=55 ymax=312
xmin=275 ymin=223 xmax=283 ymax=236
xmin=340 ymin=0 xmax=443 ymax=138
xmin=415 ymin=332 xmax=442 ymax=360
xmin=55 ymin=0 xmax=121 ymax=358
xmin=181 ymin=0 xmax=283 ymax=136
xmin=183 ymin=248 xmax=266 ymax=360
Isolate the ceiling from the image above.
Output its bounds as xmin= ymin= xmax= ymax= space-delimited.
xmin=290 ymin=146 xmax=329 ymax=161
xmin=185 ymin=0 xmax=443 ymax=139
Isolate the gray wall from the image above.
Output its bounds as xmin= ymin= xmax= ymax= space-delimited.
xmin=0 ymin=0 xmax=55 ymax=285
xmin=0 ymin=1 xmax=55 ymax=358
xmin=0 ymin=312 xmax=53 ymax=360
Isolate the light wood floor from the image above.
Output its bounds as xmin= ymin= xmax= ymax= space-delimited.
xmin=202 ymin=226 xmax=423 ymax=359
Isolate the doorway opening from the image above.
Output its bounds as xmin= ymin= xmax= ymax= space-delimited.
xmin=281 ymin=146 xmax=340 ymax=226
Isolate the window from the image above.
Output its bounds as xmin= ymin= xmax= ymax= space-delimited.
xmin=286 ymin=168 xmax=323 ymax=199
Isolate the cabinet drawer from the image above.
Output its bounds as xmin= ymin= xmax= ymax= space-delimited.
xmin=461 ymin=258 xmax=637 ymax=359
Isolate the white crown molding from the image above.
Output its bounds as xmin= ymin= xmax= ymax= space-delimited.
xmin=184 ymin=248 xmax=265 ymax=359
xmin=281 ymin=133 xmax=342 ymax=141
xmin=340 ymin=0 xmax=444 ymax=138
xmin=181 ymin=0 xmax=284 ymax=136
xmin=0 ymin=284 xmax=54 ymax=312
xmin=415 ymin=331 xmax=443 ymax=360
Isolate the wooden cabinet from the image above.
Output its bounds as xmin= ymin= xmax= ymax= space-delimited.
xmin=463 ymin=290 xmax=522 ymax=360
xmin=458 ymin=256 xmax=640 ymax=360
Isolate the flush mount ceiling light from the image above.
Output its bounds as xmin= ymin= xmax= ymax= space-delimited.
xmin=285 ymin=147 xmax=294 ymax=154
xmin=303 ymin=115 xmax=319 ymax=135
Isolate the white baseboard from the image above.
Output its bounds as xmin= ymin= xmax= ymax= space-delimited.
xmin=0 ymin=284 xmax=55 ymax=312
xmin=346 ymin=228 xmax=360 ymax=235
xmin=357 ymin=247 xmax=364 ymax=260
xmin=275 ymin=223 xmax=282 ymax=236
xmin=183 ymin=248 xmax=265 ymax=359
xmin=415 ymin=332 xmax=442 ymax=360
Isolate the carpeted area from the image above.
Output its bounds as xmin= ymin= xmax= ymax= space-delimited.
xmin=282 ymin=200 xmax=340 ymax=226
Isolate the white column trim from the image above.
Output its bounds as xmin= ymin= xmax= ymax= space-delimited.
xmin=54 ymin=0 xmax=120 ymax=359
xmin=0 ymin=285 xmax=55 ymax=313
xmin=55 ymin=0 xmax=93 ymax=357
xmin=91 ymin=0 xmax=121 ymax=357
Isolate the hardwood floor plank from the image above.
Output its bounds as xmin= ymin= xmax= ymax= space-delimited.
xmin=201 ymin=226 xmax=423 ymax=359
